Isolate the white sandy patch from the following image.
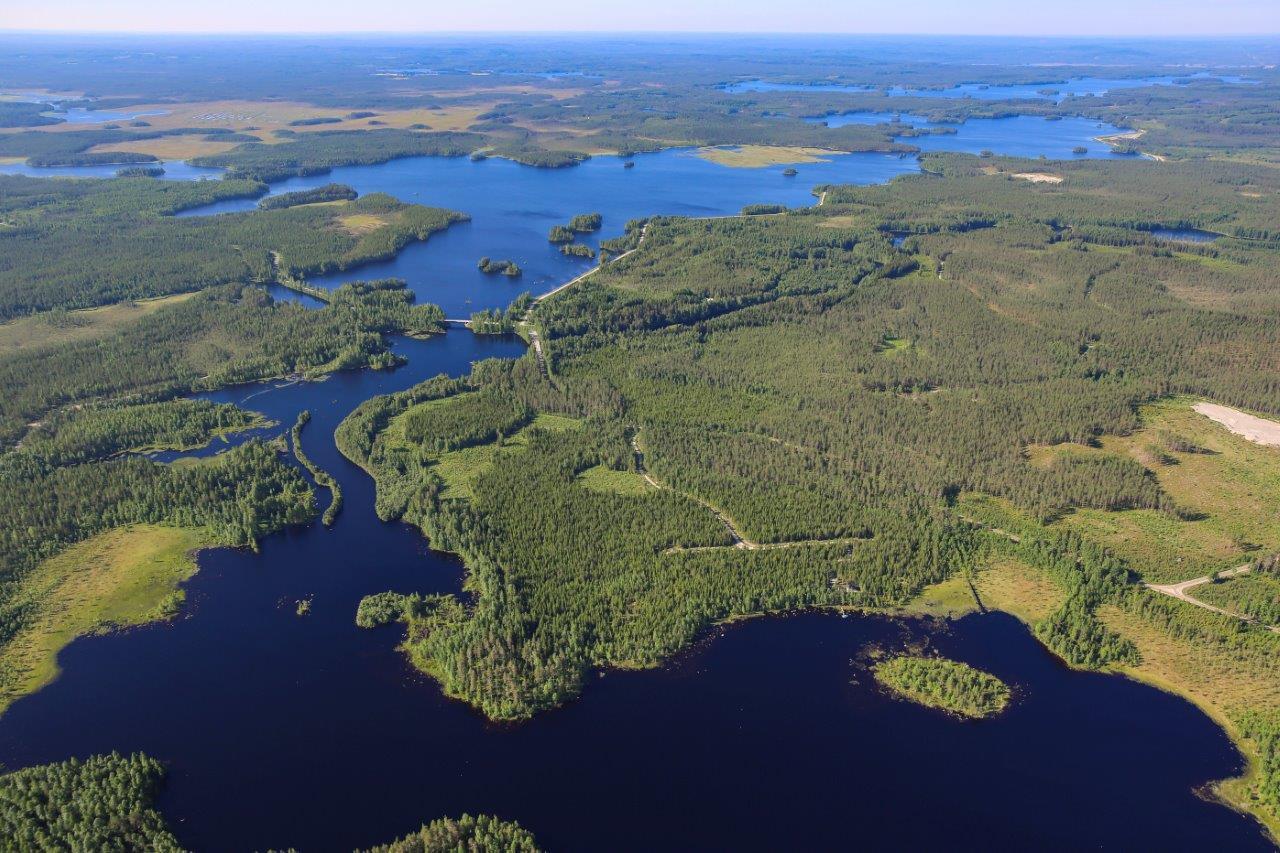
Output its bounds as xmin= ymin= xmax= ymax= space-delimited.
xmin=1012 ymin=172 xmax=1063 ymax=184
xmin=1194 ymin=402 xmax=1280 ymax=448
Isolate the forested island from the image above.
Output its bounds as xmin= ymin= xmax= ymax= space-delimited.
xmin=873 ymin=655 xmax=1011 ymax=718
xmin=292 ymin=410 xmax=343 ymax=526
xmin=478 ymin=257 xmax=522 ymax=276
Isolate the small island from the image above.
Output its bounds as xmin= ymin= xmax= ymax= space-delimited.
xmin=478 ymin=257 xmax=522 ymax=277
xmin=560 ymin=243 xmax=595 ymax=259
xmin=873 ymin=655 xmax=1011 ymax=719
xmin=550 ymin=212 xmax=603 ymax=244
xmin=116 ymin=165 xmax=165 ymax=178
xmin=569 ymin=212 xmax=603 ymax=233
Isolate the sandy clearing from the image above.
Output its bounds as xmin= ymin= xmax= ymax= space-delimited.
xmin=1012 ymin=172 xmax=1063 ymax=184
xmin=1097 ymin=128 xmax=1145 ymax=143
xmin=87 ymin=137 xmax=242 ymax=160
xmin=1194 ymin=402 xmax=1280 ymax=448
xmin=696 ymin=145 xmax=838 ymax=168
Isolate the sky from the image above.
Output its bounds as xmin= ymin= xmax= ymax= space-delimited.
xmin=2 ymin=0 xmax=1277 ymax=36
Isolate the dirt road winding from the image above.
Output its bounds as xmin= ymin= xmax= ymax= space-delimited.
xmin=1145 ymin=564 xmax=1279 ymax=632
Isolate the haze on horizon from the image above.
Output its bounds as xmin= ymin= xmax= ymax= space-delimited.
xmin=3 ymin=0 xmax=1278 ymax=37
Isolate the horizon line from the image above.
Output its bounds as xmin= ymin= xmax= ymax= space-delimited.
xmin=2 ymin=29 xmax=1279 ymax=39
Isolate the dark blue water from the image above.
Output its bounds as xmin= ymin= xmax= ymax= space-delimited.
xmin=263 ymin=283 xmax=330 ymax=309
xmin=1151 ymin=227 xmax=1220 ymax=243
xmin=0 ymin=491 xmax=1268 ymax=853
xmin=726 ymin=72 xmax=1249 ymax=101
xmin=812 ymin=114 xmax=1134 ymax=159
xmin=0 ymin=109 xmax=1272 ymax=851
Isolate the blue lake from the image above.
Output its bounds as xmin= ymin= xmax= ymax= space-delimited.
xmin=160 ymin=113 xmax=1124 ymax=317
xmin=725 ymin=72 xmax=1249 ymax=101
xmin=1150 ymin=227 xmax=1220 ymax=243
xmin=205 ymin=149 xmax=918 ymax=317
xmin=0 ymin=105 xmax=1272 ymax=851
xmin=39 ymin=106 xmax=172 ymax=124
xmin=1 ymin=108 xmax=1129 ymax=321
xmin=0 ymin=159 xmax=225 ymax=181
xmin=811 ymin=114 xmax=1135 ymax=159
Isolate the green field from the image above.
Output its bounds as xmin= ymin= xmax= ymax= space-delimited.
xmin=0 ymin=524 xmax=208 ymax=713
xmin=576 ymin=464 xmax=656 ymax=496
xmin=1029 ymin=397 xmax=1280 ymax=583
xmin=0 ymin=293 xmax=196 ymax=356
